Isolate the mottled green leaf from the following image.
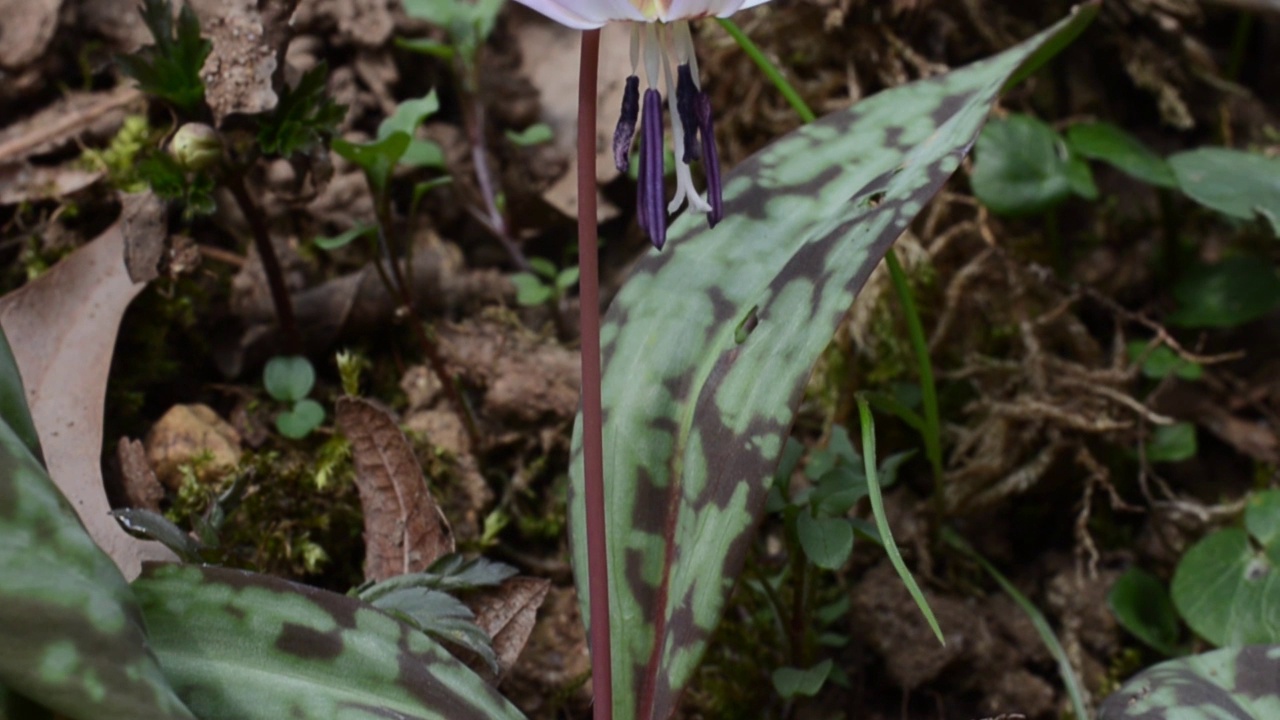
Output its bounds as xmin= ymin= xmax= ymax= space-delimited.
xmin=111 ymin=508 xmax=204 ymax=561
xmin=0 ymin=329 xmax=193 ymax=720
xmin=0 ymin=328 xmax=42 ymax=465
xmin=1172 ymin=528 xmax=1280 ymax=646
xmin=1099 ymin=645 xmax=1280 ymax=719
xmin=567 ymin=7 xmax=1098 ymax=719
xmin=132 ymin=563 xmax=527 ymax=720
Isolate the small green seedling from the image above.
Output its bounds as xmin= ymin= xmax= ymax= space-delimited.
xmin=1127 ymin=341 xmax=1203 ymax=381
xmin=504 ymin=123 xmax=554 ymax=147
xmin=1171 ymin=488 xmax=1280 ymax=646
xmin=1145 ymin=422 xmax=1197 ymax=464
xmin=264 ymin=355 xmax=325 ymax=439
xmin=510 ymin=257 xmax=579 ymax=308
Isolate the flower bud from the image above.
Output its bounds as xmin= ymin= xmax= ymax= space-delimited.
xmin=168 ymin=123 xmax=223 ymax=172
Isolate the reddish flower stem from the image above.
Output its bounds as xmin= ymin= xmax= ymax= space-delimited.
xmin=578 ymin=28 xmax=612 ymax=720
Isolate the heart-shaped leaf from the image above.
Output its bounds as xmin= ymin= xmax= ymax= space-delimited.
xmin=1099 ymin=645 xmax=1280 ymax=719
xmin=1172 ymin=527 xmax=1280 ymax=646
xmin=567 ymin=6 xmax=1099 ymax=719
xmin=276 ymin=399 xmax=326 ymax=439
xmin=263 ymin=355 xmax=316 ymax=403
xmin=132 ymin=563 xmax=528 ymax=720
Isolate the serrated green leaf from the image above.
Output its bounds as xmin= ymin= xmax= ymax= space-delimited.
xmin=1099 ymin=645 xmax=1280 ymax=719
xmin=132 ymin=564 xmax=527 ymax=719
xmin=357 ymin=555 xmax=520 ymax=600
xmin=0 ymin=330 xmax=193 ymax=720
xmin=370 ymin=588 xmax=499 ymax=673
xmin=258 ymin=63 xmax=346 ymax=158
xmin=1107 ymin=568 xmax=1182 ymax=656
xmin=566 ymin=9 xmax=1099 ymax=718
xmin=263 ymin=355 xmax=316 ymax=402
xmin=1065 ymin=121 xmax=1177 ymax=188
xmin=1172 ymin=528 xmax=1280 ymax=646
xmin=117 ymin=0 xmax=210 ymax=113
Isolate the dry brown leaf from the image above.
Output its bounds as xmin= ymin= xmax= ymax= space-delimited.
xmin=467 ymin=576 xmax=551 ymax=678
xmin=336 ymin=397 xmax=455 ymax=581
xmin=0 ymin=192 xmax=176 ymax=580
xmin=117 ymin=437 xmax=164 ymax=512
xmin=516 ymin=18 xmax=629 ymax=221
xmin=0 ymin=0 xmax=61 ymax=69
xmin=0 ymin=163 xmax=103 ymax=206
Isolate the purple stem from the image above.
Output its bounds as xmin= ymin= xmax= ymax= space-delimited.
xmin=578 ymin=29 xmax=613 ymax=720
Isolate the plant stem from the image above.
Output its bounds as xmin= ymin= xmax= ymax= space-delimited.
xmin=884 ymin=251 xmax=943 ymax=495
xmin=223 ymin=170 xmax=302 ymax=355
xmin=716 ymin=19 xmax=816 ymax=124
xmin=578 ymin=28 xmax=612 ymax=720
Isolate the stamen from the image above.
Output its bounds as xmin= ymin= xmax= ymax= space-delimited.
xmin=613 ymin=75 xmax=640 ymax=173
xmin=639 ymin=88 xmax=666 ymax=250
xmin=643 ymin=24 xmax=661 ymax=88
xmin=675 ymin=64 xmax=701 ymax=164
xmin=696 ymin=92 xmax=723 ymax=227
xmin=673 ymin=22 xmax=700 ymax=86
xmin=662 ymin=43 xmax=711 ymax=216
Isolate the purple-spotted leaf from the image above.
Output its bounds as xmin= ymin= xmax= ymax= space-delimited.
xmin=1099 ymin=645 xmax=1280 ymax=719
xmin=132 ymin=563 xmax=528 ymax=720
xmin=0 ymin=328 xmax=194 ymax=720
xmin=567 ymin=6 xmax=1098 ymax=719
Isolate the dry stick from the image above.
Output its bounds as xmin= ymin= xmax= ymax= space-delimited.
xmin=577 ymin=28 xmax=612 ymax=720
xmin=223 ymin=171 xmax=303 ymax=356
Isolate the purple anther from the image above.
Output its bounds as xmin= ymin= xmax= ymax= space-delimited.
xmin=639 ymin=88 xmax=666 ymax=250
xmin=696 ymin=92 xmax=723 ymax=228
xmin=675 ymin=64 xmax=701 ymax=164
xmin=613 ymin=75 xmax=640 ymax=173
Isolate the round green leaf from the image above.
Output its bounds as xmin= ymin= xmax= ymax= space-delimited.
xmin=1168 ymin=257 xmax=1280 ymax=329
xmin=796 ymin=513 xmax=854 ymax=570
xmin=1246 ymin=490 xmax=1280 ymax=549
xmin=971 ymin=114 xmax=1073 ymax=216
xmin=1065 ymin=122 xmax=1177 ymax=188
xmin=1170 ymin=148 xmax=1280 ymax=236
xmin=510 ymin=273 xmax=553 ymax=306
xmin=263 ymin=356 xmax=315 ymax=402
xmin=1145 ymin=422 xmax=1197 ymax=463
xmin=771 ymin=659 xmax=833 ymax=699
xmin=276 ymin=399 xmax=325 ymax=439
xmin=1126 ymin=341 xmax=1203 ymax=381
xmin=1107 ymin=568 xmax=1181 ymax=655
xmin=1171 ymin=528 xmax=1280 ymax=646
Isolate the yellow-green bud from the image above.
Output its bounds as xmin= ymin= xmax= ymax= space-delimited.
xmin=168 ymin=123 xmax=223 ymax=172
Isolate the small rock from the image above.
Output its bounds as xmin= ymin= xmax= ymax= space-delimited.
xmin=145 ymin=404 xmax=242 ymax=489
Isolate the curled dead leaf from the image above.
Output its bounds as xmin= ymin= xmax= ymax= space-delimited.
xmin=117 ymin=437 xmax=164 ymax=512
xmin=336 ymin=396 xmax=455 ymax=581
xmin=467 ymin=576 xmax=551 ymax=679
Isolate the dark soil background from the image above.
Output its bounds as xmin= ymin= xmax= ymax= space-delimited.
xmin=1 ymin=0 xmax=1278 ymax=718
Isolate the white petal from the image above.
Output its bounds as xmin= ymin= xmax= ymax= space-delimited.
xmin=717 ymin=0 xmax=771 ymax=14
xmin=511 ymin=0 xmax=643 ymax=28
